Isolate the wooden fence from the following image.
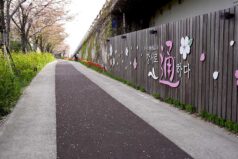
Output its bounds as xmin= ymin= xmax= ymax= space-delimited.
xmin=106 ymin=6 xmax=238 ymax=123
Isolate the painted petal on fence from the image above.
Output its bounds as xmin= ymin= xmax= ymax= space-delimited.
xmin=112 ymin=58 xmax=115 ymax=66
xmin=213 ymin=71 xmax=219 ymax=80
xmin=230 ymin=40 xmax=235 ymax=46
xmin=181 ymin=37 xmax=185 ymax=45
xmin=110 ymin=45 xmax=113 ymax=56
xmin=182 ymin=52 xmax=187 ymax=60
xmin=185 ymin=45 xmax=191 ymax=54
xmin=179 ymin=46 xmax=184 ymax=55
xmin=200 ymin=53 xmax=205 ymax=62
xmin=133 ymin=58 xmax=137 ymax=70
xmin=166 ymin=40 xmax=173 ymax=52
xmin=125 ymin=48 xmax=129 ymax=56
xmin=184 ymin=36 xmax=189 ymax=45
xmin=235 ymin=70 xmax=238 ymax=79
xmin=188 ymin=38 xmax=193 ymax=46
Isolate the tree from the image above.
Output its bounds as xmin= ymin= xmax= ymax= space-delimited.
xmin=11 ymin=0 xmax=70 ymax=52
xmin=34 ymin=23 xmax=68 ymax=53
xmin=5 ymin=0 xmax=27 ymax=48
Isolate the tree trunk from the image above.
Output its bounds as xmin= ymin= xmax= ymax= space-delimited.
xmin=1 ymin=0 xmax=5 ymax=51
xmin=21 ymin=32 xmax=28 ymax=53
xmin=6 ymin=1 xmax=11 ymax=49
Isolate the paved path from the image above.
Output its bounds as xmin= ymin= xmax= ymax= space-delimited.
xmin=56 ymin=61 xmax=191 ymax=159
xmin=1 ymin=60 xmax=238 ymax=159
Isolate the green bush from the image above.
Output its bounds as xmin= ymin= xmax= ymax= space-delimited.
xmin=185 ymin=104 xmax=196 ymax=113
xmin=0 ymin=52 xmax=54 ymax=117
xmin=152 ymin=93 xmax=161 ymax=100
xmin=139 ymin=87 xmax=146 ymax=92
xmin=225 ymin=120 xmax=234 ymax=131
xmin=234 ymin=123 xmax=238 ymax=133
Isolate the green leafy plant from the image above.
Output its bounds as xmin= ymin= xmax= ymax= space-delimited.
xmin=233 ymin=123 xmax=238 ymax=133
xmin=139 ymin=87 xmax=146 ymax=92
xmin=0 ymin=52 xmax=54 ymax=117
xmin=185 ymin=104 xmax=195 ymax=113
xmin=152 ymin=93 xmax=161 ymax=100
xmin=225 ymin=120 xmax=234 ymax=131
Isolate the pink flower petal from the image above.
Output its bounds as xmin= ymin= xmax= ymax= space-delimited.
xmin=235 ymin=70 xmax=238 ymax=79
xmin=200 ymin=53 xmax=205 ymax=62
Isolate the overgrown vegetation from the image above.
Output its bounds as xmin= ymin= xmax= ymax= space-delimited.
xmin=199 ymin=111 xmax=238 ymax=133
xmin=153 ymin=95 xmax=237 ymax=133
xmin=0 ymin=52 xmax=54 ymax=118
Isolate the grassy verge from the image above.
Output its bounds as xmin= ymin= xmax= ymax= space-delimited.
xmin=0 ymin=52 xmax=55 ymax=118
xmin=76 ymin=59 xmax=238 ymax=134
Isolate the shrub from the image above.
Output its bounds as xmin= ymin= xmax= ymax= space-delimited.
xmin=173 ymin=100 xmax=181 ymax=108
xmin=225 ymin=120 xmax=234 ymax=131
xmin=0 ymin=52 xmax=54 ymax=117
xmin=152 ymin=93 xmax=161 ymax=100
xmin=233 ymin=123 xmax=238 ymax=133
xmin=185 ymin=104 xmax=195 ymax=113
xmin=139 ymin=87 xmax=146 ymax=92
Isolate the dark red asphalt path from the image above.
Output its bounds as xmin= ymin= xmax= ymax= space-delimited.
xmin=55 ymin=61 xmax=192 ymax=159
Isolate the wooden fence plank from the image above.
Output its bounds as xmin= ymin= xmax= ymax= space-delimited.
xmin=201 ymin=14 xmax=208 ymax=111
xmin=205 ymin=12 xmax=211 ymax=113
xmin=191 ymin=16 xmax=196 ymax=108
xmin=221 ymin=9 xmax=229 ymax=119
xmin=226 ymin=8 xmax=235 ymax=121
xmin=217 ymin=10 xmax=224 ymax=118
xmin=209 ymin=12 xmax=215 ymax=114
xmin=232 ymin=7 xmax=238 ymax=122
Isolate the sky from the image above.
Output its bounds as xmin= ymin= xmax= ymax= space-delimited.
xmin=64 ymin=0 xmax=106 ymax=55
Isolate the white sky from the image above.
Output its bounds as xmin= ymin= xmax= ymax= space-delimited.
xmin=64 ymin=0 xmax=106 ymax=55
